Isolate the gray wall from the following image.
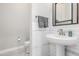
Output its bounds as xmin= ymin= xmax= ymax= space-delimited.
xmin=0 ymin=3 xmax=31 ymax=51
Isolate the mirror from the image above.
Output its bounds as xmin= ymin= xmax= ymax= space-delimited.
xmin=53 ymin=3 xmax=78 ymax=26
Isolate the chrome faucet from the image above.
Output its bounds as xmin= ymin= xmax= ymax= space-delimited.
xmin=57 ymin=29 xmax=65 ymax=36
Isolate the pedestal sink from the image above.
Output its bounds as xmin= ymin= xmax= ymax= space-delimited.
xmin=46 ymin=34 xmax=79 ymax=56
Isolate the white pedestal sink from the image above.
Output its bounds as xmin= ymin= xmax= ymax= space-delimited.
xmin=46 ymin=34 xmax=79 ymax=56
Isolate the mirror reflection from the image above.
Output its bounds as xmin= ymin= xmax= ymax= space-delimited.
xmin=56 ymin=3 xmax=71 ymax=21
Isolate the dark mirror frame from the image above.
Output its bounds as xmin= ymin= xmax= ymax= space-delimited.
xmin=53 ymin=3 xmax=78 ymax=26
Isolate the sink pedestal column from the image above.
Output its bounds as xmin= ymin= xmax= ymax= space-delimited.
xmin=56 ymin=45 xmax=65 ymax=56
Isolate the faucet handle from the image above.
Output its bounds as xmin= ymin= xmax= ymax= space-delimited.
xmin=57 ymin=29 xmax=65 ymax=36
xmin=57 ymin=29 xmax=62 ymax=35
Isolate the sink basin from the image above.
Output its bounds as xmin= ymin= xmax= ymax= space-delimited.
xmin=46 ymin=34 xmax=79 ymax=56
xmin=46 ymin=34 xmax=78 ymax=45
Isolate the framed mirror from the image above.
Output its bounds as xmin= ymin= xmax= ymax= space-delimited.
xmin=53 ymin=3 xmax=78 ymax=26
